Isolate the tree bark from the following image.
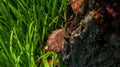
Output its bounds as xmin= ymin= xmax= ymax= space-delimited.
xmin=63 ymin=0 xmax=120 ymax=67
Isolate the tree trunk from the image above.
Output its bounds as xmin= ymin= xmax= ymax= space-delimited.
xmin=63 ymin=0 xmax=120 ymax=67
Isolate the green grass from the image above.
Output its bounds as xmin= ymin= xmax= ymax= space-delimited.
xmin=0 ymin=0 xmax=67 ymax=67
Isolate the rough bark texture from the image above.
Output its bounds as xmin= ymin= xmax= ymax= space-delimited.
xmin=63 ymin=0 xmax=120 ymax=67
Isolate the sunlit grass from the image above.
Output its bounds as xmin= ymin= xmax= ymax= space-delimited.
xmin=0 ymin=0 xmax=67 ymax=67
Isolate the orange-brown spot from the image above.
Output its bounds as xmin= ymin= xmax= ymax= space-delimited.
xmin=69 ymin=0 xmax=84 ymax=14
xmin=106 ymin=6 xmax=117 ymax=17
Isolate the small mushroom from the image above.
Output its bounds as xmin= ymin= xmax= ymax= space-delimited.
xmin=45 ymin=28 xmax=65 ymax=53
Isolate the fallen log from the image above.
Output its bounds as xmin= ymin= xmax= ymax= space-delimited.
xmin=63 ymin=0 xmax=120 ymax=67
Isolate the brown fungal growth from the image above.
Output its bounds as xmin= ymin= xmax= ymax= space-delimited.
xmin=43 ymin=28 xmax=65 ymax=67
xmin=69 ymin=0 xmax=84 ymax=14
xmin=45 ymin=28 xmax=65 ymax=53
xmin=43 ymin=28 xmax=65 ymax=66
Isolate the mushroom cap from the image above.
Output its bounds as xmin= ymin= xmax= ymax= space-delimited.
xmin=46 ymin=28 xmax=65 ymax=53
